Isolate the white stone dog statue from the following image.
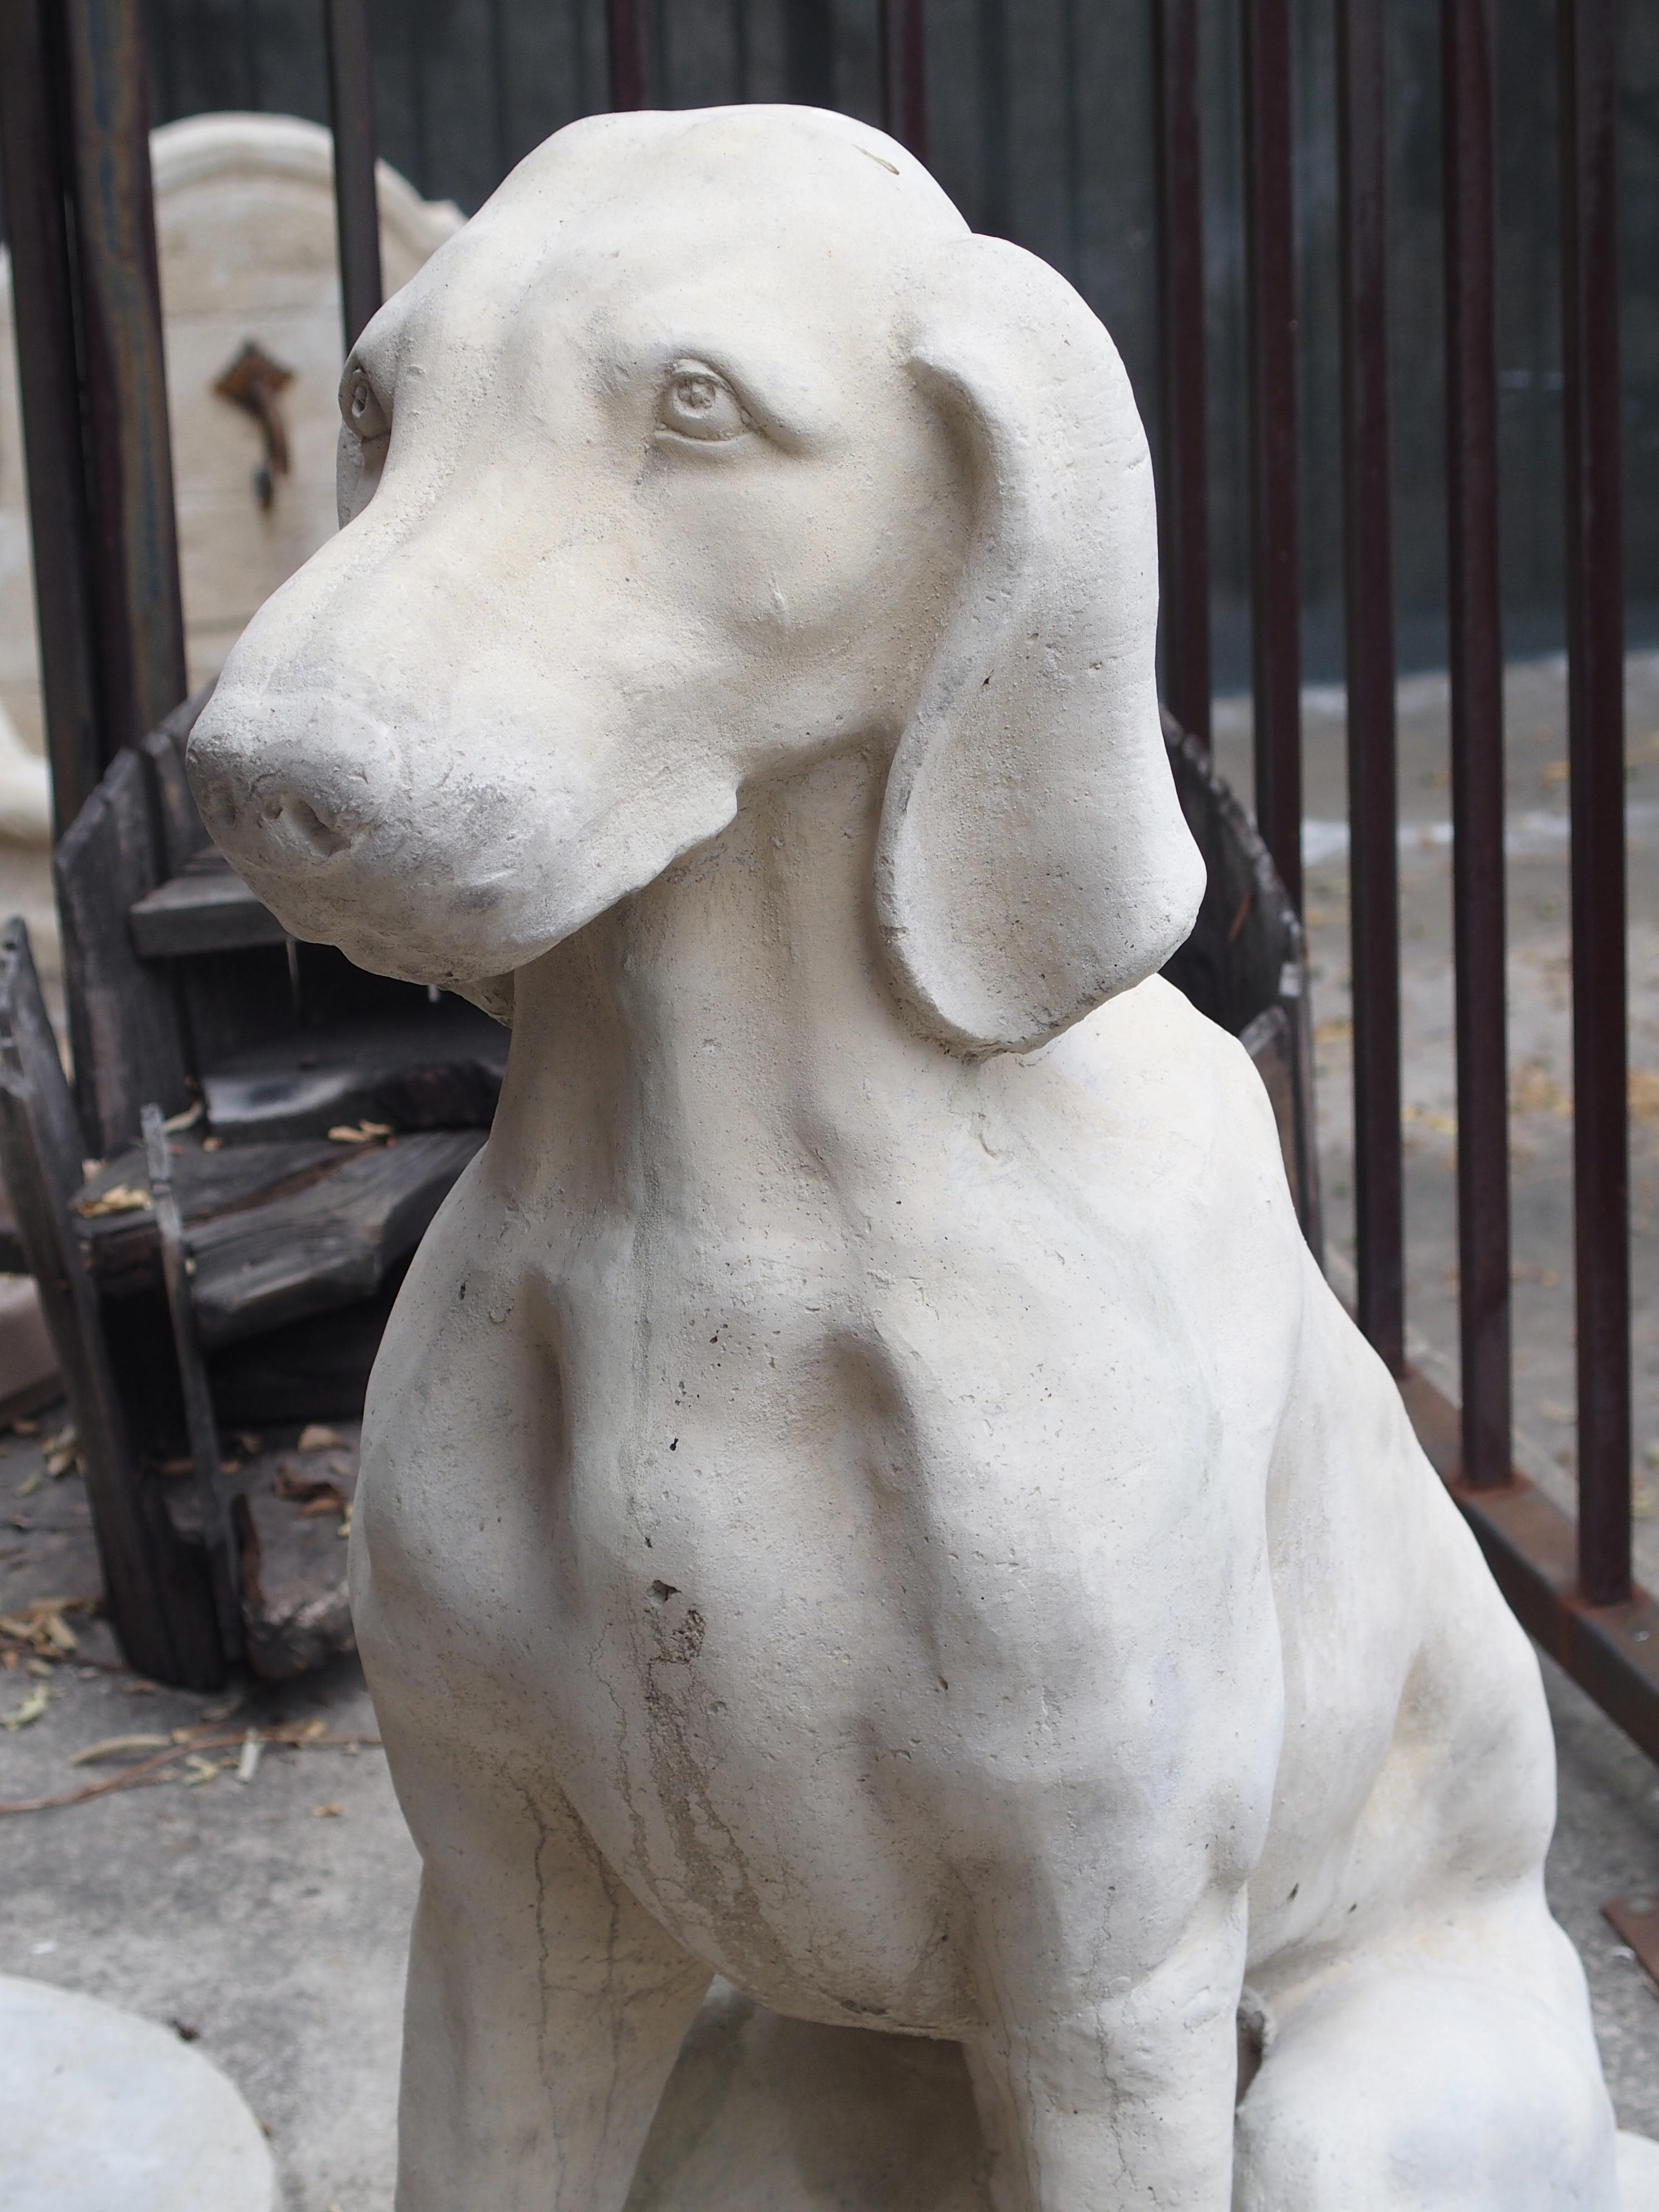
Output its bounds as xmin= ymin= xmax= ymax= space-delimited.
xmin=187 ymin=104 xmax=1658 ymax=2212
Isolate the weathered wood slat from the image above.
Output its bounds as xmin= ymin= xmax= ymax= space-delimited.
xmin=55 ymin=745 xmax=191 ymax=1156
xmin=207 ymin=1278 xmax=402 ymax=1426
xmin=75 ymin=1124 xmax=483 ymax=1346
xmin=187 ymin=1127 xmax=483 ymax=1346
xmin=203 ymin=1000 xmax=507 ymax=1143
xmin=0 ymin=918 xmax=223 ymax=1687
xmin=129 ymin=848 xmax=288 ymax=957
xmin=139 ymin=686 xmax=216 ymax=874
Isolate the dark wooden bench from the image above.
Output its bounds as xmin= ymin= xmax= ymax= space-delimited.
xmin=0 ymin=690 xmax=507 ymax=1687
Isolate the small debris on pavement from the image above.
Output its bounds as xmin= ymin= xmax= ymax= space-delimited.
xmin=2 ymin=1684 xmax=50 ymax=1728
xmin=0 ymin=1718 xmax=382 ymax=1815
xmin=275 ymin=1463 xmax=347 ymax=1510
xmin=171 ymin=2017 xmax=202 ymax=2041
xmin=0 ymin=1594 xmax=90 ymax=1660
xmin=297 ymin=1424 xmax=345 ymax=1453
xmin=42 ymin=1427 xmax=79 ymax=1479
xmin=313 ymin=1803 xmax=342 ymax=1818
xmin=74 ymin=1183 xmax=151 ymax=1217
xmin=69 ymin=1734 xmax=172 ymax=1767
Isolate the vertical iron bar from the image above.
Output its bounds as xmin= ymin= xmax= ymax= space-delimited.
xmin=733 ymin=0 xmax=752 ymax=103
xmin=1442 ymin=0 xmax=1512 ymax=1483
xmin=0 ymin=0 xmax=106 ymax=832
xmin=1560 ymin=0 xmax=1629 ymax=1604
xmin=976 ymin=0 xmax=1010 ymax=237
xmin=608 ymin=0 xmax=648 ymax=108
xmin=1239 ymin=0 xmax=1302 ymax=910
xmin=322 ymin=0 xmax=384 ymax=355
xmin=1153 ymin=0 xmax=1212 ymax=749
xmin=1060 ymin=0 xmax=1083 ymax=278
xmin=880 ymin=0 xmax=928 ymax=162
xmin=1336 ymin=0 xmax=1404 ymax=1373
xmin=62 ymin=0 xmax=187 ymax=756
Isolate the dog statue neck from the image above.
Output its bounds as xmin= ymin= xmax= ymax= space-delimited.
xmin=488 ymin=738 xmax=989 ymax=1219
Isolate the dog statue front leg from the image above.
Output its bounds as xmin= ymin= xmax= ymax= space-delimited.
xmin=964 ymin=1890 xmax=1248 ymax=2212
xmin=391 ymin=1759 xmax=711 ymax=2212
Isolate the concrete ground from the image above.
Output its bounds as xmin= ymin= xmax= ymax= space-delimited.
xmin=0 ymin=653 xmax=1655 ymax=2209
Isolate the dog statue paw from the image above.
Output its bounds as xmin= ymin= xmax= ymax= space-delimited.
xmin=190 ymin=104 xmax=1648 ymax=2212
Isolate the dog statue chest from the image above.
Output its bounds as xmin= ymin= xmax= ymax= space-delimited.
xmin=355 ymin=1102 xmax=1286 ymax=2014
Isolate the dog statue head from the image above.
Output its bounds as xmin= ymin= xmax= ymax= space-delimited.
xmin=188 ymin=104 xmax=1202 ymax=1057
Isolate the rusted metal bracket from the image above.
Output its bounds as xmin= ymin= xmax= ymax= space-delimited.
xmin=214 ymin=338 xmax=295 ymax=512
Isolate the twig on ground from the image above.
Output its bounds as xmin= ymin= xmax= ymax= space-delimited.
xmin=0 ymin=1724 xmax=381 ymax=1816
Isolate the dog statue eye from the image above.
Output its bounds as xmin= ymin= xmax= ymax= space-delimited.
xmin=339 ymin=366 xmax=389 ymax=443
xmin=658 ymin=365 xmax=748 ymax=444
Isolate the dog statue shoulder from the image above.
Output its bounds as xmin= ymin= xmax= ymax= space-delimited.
xmin=188 ymin=105 xmax=1658 ymax=2212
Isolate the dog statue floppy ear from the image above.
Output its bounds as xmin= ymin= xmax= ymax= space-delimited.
xmin=876 ymin=236 xmax=1205 ymax=1059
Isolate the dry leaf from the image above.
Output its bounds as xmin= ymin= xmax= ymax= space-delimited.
xmin=275 ymin=1464 xmax=346 ymax=1508
xmin=312 ymin=1802 xmax=342 ymax=1818
xmin=10 ymin=1419 xmax=38 ymax=1438
xmin=1631 ymin=1070 xmax=1659 ymax=1129
xmin=69 ymin=1733 xmax=172 ymax=1767
xmin=0 ymin=1595 xmax=88 ymax=1658
xmin=1510 ymin=1061 xmax=1571 ymax=1117
xmin=297 ymin=1425 xmax=344 ymax=1453
xmin=299 ymin=1490 xmax=347 ymax=1519
xmin=327 ymin=1120 xmax=391 ymax=1145
xmin=202 ymin=1136 xmax=223 ymax=1153
xmin=75 ymin=1183 xmax=152 ymax=1217
xmin=43 ymin=1426 xmax=79 ymax=1480
xmin=2 ymin=1685 xmax=50 ymax=1729
xmin=183 ymin=1753 xmax=220 ymax=1786
xmin=162 ymin=1102 xmax=203 ymax=1133
xmin=1401 ymin=1103 xmax=1457 ymax=1136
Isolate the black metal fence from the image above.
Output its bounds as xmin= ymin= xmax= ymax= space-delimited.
xmin=0 ymin=0 xmax=1653 ymax=1755
xmin=123 ymin=0 xmax=1659 ymax=687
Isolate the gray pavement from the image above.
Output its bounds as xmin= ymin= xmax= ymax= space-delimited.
xmin=0 ymin=653 xmax=1655 ymax=2208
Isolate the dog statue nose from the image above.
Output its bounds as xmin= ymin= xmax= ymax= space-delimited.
xmin=254 ymin=788 xmax=354 ymax=861
xmin=188 ymin=743 xmax=356 ymax=864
